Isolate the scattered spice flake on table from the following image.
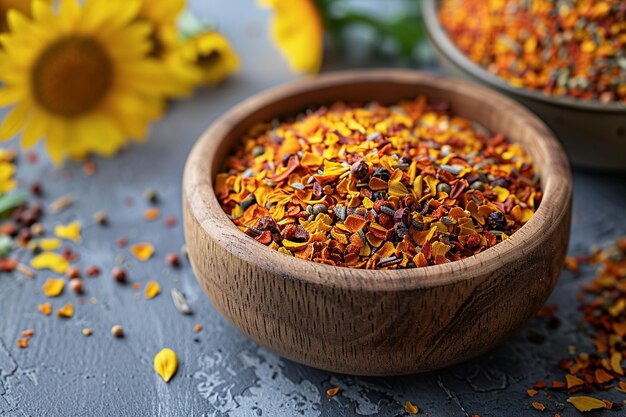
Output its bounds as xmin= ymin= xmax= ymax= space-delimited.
xmin=326 ymin=387 xmax=340 ymax=397
xmin=439 ymin=0 xmax=626 ymax=104
xmin=42 ymin=278 xmax=65 ymax=297
xmin=49 ymin=193 xmax=75 ymax=214
xmin=144 ymin=207 xmax=160 ymax=221
xmin=154 ymin=348 xmax=178 ymax=383
xmin=145 ymin=280 xmax=161 ymax=299
xmin=130 ymin=242 xmax=155 ymax=261
xmin=529 ymin=237 xmax=626 ymax=413
xmin=37 ymin=238 xmax=62 ymax=251
xmin=567 ymin=396 xmax=607 ymax=412
xmin=56 ymin=303 xmax=73 ymax=318
xmin=531 ymin=401 xmax=546 ymax=411
xmin=216 ymin=96 xmax=541 ymax=269
xmin=38 ymin=302 xmax=52 ymax=316
xmin=405 ymin=400 xmax=419 ymax=414
xmin=54 ymin=220 xmax=81 ymax=242
xmin=31 ymin=252 xmax=69 ymax=274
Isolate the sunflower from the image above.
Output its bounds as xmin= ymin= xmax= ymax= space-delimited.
xmin=180 ymin=32 xmax=239 ymax=85
xmin=0 ymin=0 xmax=49 ymax=33
xmin=0 ymin=0 xmax=177 ymax=163
xmin=258 ymin=0 xmax=324 ymax=73
xmin=137 ymin=0 xmax=200 ymax=97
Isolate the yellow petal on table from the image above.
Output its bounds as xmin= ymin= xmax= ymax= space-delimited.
xmin=405 ymin=401 xmax=419 ymax=414
xmin=38 ymin=302 xmax=52 ymax=316
xmin=566 ymin=396 xmax=607 ymax=412
xmin=42 ymin=278 xmax=65 ymax=297
xmin=56 ymin=303 xmax=74 ymax=318
xmin=154 ymin=348 xmax=178 ymax=382
xmin=145 ymin=280 xmax=161 ymax=299
xmin=54 ymin=221 xmax=81 ymax=243
xmin=31 ymin=252 xmax=69 ymax=274
xmin=611 ymin=352 xmax=623 ymax=375
xmin=130 ymin=243 xmax=155 ymax=261
xmin=38 ymin=238 xmax=62 ymax=251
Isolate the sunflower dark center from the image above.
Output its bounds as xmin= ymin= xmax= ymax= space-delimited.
xmin=32 ymin=36 xmax=113 ymax=117
xmin=197 ymin=50 xmax=221 ymax=67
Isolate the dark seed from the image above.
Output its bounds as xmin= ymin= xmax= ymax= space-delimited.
xmin=112 ymin=267 xmax=127 ymax=284
xmin=350 ymin=160 xmax=369 ymax=180
xmin=488 ymin=211 xmax=506 ymax=230
xmin=166 ymin=253 xmax=181 ymax=267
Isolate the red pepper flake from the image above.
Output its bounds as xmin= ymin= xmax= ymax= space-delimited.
xmin=116 ymin=237 xmax=128 ymax=248
xmin=86 ymin=266 xmax=101 ymax=277
xmin=217 ymin=97 xmax=541 ymax=270
xmin=164 ymin=216 xmax=177 ymax=228
xmin=439 ymin=0 xmax=626 ymax=104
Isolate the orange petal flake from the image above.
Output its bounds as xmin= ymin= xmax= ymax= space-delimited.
xmin=130 ymin=243 xmax=155 ymax=261
xmin=531 ymin=402 xmax=545 ymax=411
xmin=38 ymin=302 xmax=52 ymax=316
xmin=405 ymin=401 xmax=419 ymax=414
xmin=56 ymin=303 xmax=74 ymax=318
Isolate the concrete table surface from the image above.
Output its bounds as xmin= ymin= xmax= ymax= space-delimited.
xmin=1 ymin=1 xmax=625 ymax=416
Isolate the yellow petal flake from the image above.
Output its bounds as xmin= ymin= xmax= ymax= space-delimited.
xmin=130 ymin=243 xmax=155 ymax=261
xmin=56 ymin=303 xmax=74 ymax=318
xmin=31 ymin=252 xmax=69 ymax=274
xmin=54 ymin=220 xmax=81 ymax=242
xmin=42 ymin=278 xmax=65 ymax=297
xmin=154 ymin=348 xmax=178 ymax=382
xmin=145 ymin=280 xmax=161 ymax=299
xmin=611 ymin=352 xmax=623 ymax=375
xmin=566 ymin=396 xmax=607 ymax=412
xmin=38 ymin=238 xmax=62 ymax=251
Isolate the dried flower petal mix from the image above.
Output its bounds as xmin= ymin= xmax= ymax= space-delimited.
xmin=439 ymin=0 xmax=626 ymax=104
xmin=216 ymin=97 xmax=542 ymax=269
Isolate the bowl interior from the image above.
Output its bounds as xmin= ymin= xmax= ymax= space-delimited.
xmin=188 ymin=70 xmax=571 ymax=290
xmin=423 ymin=0 xmax=626 ymax=113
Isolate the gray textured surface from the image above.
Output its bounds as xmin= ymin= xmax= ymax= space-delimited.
xmin=1 ymin=1 xmax=626 ymax=416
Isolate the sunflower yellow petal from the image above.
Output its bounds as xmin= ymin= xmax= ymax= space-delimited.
xmin=31 ymin=252 xmax=69 ymax=274
xmin=259 ymin=0 xmax=324 ymax=73
xmin=0 ymin=103 xmax=29 ymax=140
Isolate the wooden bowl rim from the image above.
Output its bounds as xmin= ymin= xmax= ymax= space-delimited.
xmin=423 ymin=0 xmax=626 ymax=113
xmin=184 ymin=69 xmax=572 ymax=291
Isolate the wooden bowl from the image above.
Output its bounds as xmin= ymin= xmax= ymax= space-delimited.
xmin=183 ymin=70 xmax=572 ymax=376
xmin=423 ymin=0 xmax=626 ymax=172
